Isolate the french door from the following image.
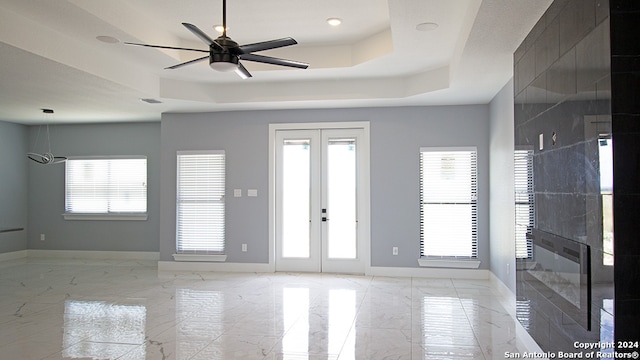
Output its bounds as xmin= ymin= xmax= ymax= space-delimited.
xmin=274 ymin=127 xmax=368 ymax=273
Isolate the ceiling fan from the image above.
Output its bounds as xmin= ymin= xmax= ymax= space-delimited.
xmin=124 ymin=0 xmax=309 ymax=79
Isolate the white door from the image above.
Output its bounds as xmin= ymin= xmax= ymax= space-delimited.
xmin=275 ymin=128 xmax=367 ymax=273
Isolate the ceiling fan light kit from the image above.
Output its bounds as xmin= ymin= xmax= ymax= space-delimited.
xmin=210 ymin=53 xmax=239 ymax=72
xmin=124 ymin=0 xmax=309 ymax=79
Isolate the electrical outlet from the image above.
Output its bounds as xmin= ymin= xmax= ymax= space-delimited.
xmin=242 ymin=244 xmax=247 ymax=252
xmin=40 ymin=233 xmax=45 ymax=241
xmin=392 ymin=247 xmax=398 ymax=255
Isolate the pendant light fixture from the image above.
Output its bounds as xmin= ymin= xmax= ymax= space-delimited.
xmin=27 ymin=109 xmax=67 ymax=165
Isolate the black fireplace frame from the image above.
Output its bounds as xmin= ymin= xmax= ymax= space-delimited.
xmin=521 ymin=229 xmax=592 ymax=331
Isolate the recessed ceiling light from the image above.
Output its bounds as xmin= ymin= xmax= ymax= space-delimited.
xmin=326 ymin=18 xmax=342 ymax=27
xmin=96 ymin=35 xmax=120 ymax=44
xmin=416 ymin=22 xmax=439 ymax=32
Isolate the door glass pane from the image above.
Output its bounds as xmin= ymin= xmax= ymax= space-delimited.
xmin=282 ymin=139 xmax=311 ymax=258
xmin=327 ymin=138 xmax=357 ymax=259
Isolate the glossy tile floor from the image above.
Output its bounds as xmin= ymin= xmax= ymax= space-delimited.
xmin=0 ymin=259 xmax=524 ymax=359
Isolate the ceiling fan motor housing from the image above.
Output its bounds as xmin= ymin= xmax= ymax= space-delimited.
xmin=210 ymin=52 xmax=238 ymax=68
xmin=209 ymin=37 xmax=240 ymax=71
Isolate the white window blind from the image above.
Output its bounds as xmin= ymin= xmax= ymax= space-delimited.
xmin=65 ymin=157 xmax=147 ymax=214
xmin=420 ymin=148 xmax=477 ymax=258
xmin=514 ymin=149 xmax=534 ymax=259
xmin=176 ymin=151 xmax=226 ymax=254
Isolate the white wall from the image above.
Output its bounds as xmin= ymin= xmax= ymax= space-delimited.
xmin=489 ymin=79 xmax=517 ymax=292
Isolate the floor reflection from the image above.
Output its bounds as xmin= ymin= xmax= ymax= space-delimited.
xmin=281 ymin=287 xmax=309 ymax=358
xmin=63 ymin=300 xmax=146 ymax=359
xmin=418 ymin=296 xmax=482 ymax=358
xmin=279 ymin=287 xmax=356 ymax=359
xmin=175 ymin=289 xmax=224 ymax=359
xmin=516 ymin=298 xmax=531 ymax=332
xmin=600 ymin=298 xmax=614 ymax=352
xmin=328 ymin=289 xmax=356 ymax=358
xmin=0 ymin=260 xmax=528 ymax=359
xmin=514 ymin=289 xmax=615 ymax=355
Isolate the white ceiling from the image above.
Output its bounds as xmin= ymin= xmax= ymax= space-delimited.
xmin=0 ymin=0 xmax=552 ymax=125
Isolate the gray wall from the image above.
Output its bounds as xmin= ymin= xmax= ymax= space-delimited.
xmin=0 ymin=121 xmax=29 ymax=253
xmin=28 ymin=122 xmax=161 ymax=252
xmin=160 ymin=106 xmax=490 ymax=268
xmin=489 ymin=79 xmax=516 ymax=292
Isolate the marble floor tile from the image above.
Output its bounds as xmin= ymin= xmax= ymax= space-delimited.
xmin=0 ymin=259 xmax=530 ymax=359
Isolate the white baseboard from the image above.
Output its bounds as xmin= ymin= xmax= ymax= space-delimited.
xmin=0 ymin=250 xmax=28 ymax=262
xmin=158 ymin=260 xmax=274 ymax=273
xmin=27 ymin=249 xmax=160 ymax=261
xmin=367 ymin=266 xmax=490 ymax=279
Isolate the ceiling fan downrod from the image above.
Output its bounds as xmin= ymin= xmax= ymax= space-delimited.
xmin=222 ymin=0 xmax=227 ymax=38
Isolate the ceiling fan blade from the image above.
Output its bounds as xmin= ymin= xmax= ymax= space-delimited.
xmin=235 ymin=62 xmax=252 ymax=79
xmin=165 ymin=55 xmax=209 ymax=69
xmin=236 ymin=38 xmax=298 ymax=54
xmin=182 ymin=23 xmax=224 ymax=51
xmin=239 ymin=53 xmax=309 ymax=69
xmin=124 ymin=42 xmax=208 ymax=53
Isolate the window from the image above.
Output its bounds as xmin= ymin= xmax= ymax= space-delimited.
xmin=176 ymin=151 xmax=225 ymax=255
xmin=420 ymin=147 xmax=477 ymax=258
xmin=65 ymin=157 xmax=147 ymax=219
xmin=514 ymin=149 xmax=534 ymax=259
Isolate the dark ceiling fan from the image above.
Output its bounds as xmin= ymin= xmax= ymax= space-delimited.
xmin=124 ymin=0 xmax=309 ymax=79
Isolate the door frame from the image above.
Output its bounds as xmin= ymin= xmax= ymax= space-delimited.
xmin=268 ymin=122 xmax=371 ymax=274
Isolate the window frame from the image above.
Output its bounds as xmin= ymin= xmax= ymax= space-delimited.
xmin=418 ymin=146 xmax=480 ymax=268
xmin=63 ymin=156 xmax=148 ymax=221
xmin=174 ymin=150 xmax=227 ymax=261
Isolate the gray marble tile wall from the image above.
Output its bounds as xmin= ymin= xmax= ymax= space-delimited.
xmin=514 ymin=0 xmax=617 ymax=353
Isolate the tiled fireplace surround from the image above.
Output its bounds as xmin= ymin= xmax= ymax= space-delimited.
xmin=514 ymin=0 xmax=640 ymax=352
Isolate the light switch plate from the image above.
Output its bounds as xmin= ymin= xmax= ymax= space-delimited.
xmin=234 ymin=189 xmax=242 ymax=197
xmin=248 ymin=189 xmax=258 ymax=197
xmin=539 ymin=133 xmax=544 ymax=150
